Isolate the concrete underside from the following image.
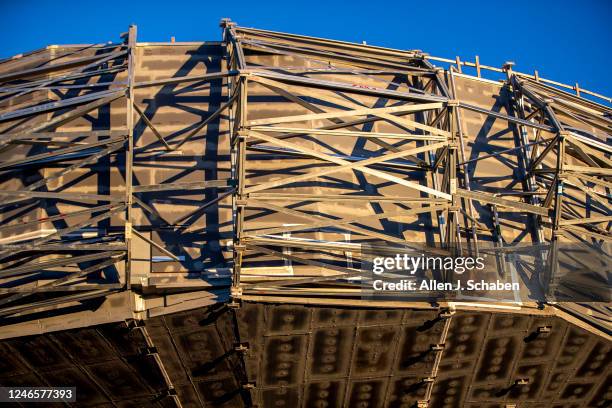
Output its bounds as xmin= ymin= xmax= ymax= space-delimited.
xmin=0 ymin=303 xmax=609 ymax=407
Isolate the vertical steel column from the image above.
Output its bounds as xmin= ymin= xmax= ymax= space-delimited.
xmin=539 ymin=102 xmax=565 ymax=300
xmin=416 ymin=66 xmax=448 ymax=246
xmin=504 ymin=67 xmax=545 ymax=243
xmin=547 ymin=131 xmax=566 ymax=298
xmin=449 ymin=69 xmax=479 ymax=251
xmin=551 ymin=132 xmax=566 ymax=232
xmin=125 ymin=25 xmax=137 ymax=290
xmin=430 ymin=66 xmax=452 ymax=245
xmin=221 ymin=22 xmax=254 ymax=404
xmin=518 ymin=83 xmax=566 ymax=299
xmin=234 ymin=77 xmax=247 ymax=293
xmin=446 ymin=99 xmax=460 ymax=250
xmin=222 ymin=19 xmax=246 ymax=299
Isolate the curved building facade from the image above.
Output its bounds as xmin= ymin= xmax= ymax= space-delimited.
xmin=0 ymin=20 xmax=609 ymax=407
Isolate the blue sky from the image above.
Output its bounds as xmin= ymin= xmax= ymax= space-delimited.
xmin=1 ymin=0 xmax=610 ymax=98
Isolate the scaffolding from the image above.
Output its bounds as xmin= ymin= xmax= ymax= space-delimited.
xmin=0 ymin=19 xmax=610 ymax=408
xmin=0 ymin=19 xmax=609 ymax=326
xmin=219 ymin=21 xmax=611 ymax=304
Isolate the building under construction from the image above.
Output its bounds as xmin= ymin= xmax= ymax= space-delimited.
xmin=0 ymin=19 xmax=610 ymax=407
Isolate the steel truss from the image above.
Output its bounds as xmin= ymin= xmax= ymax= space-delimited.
xmin=0 ymin=29 xmax=136 ymax=318
xmin=0 ymin=20 xmax=609 ymax=318
xmin=0 ymin=21 xmax=244 ymax=326
xmin=219 ymin=21 xmax=611 ymax=302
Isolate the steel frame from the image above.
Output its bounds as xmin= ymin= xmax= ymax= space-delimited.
xmin=0 ymin=20 xmax=609 ymax=319
xmin=0 ymin=30 xmax=134 ymax=318
xmin=0 ymin=22 xmax=609 ymax=408
xmin=217 ymin=22 xmax=610 ymax=303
